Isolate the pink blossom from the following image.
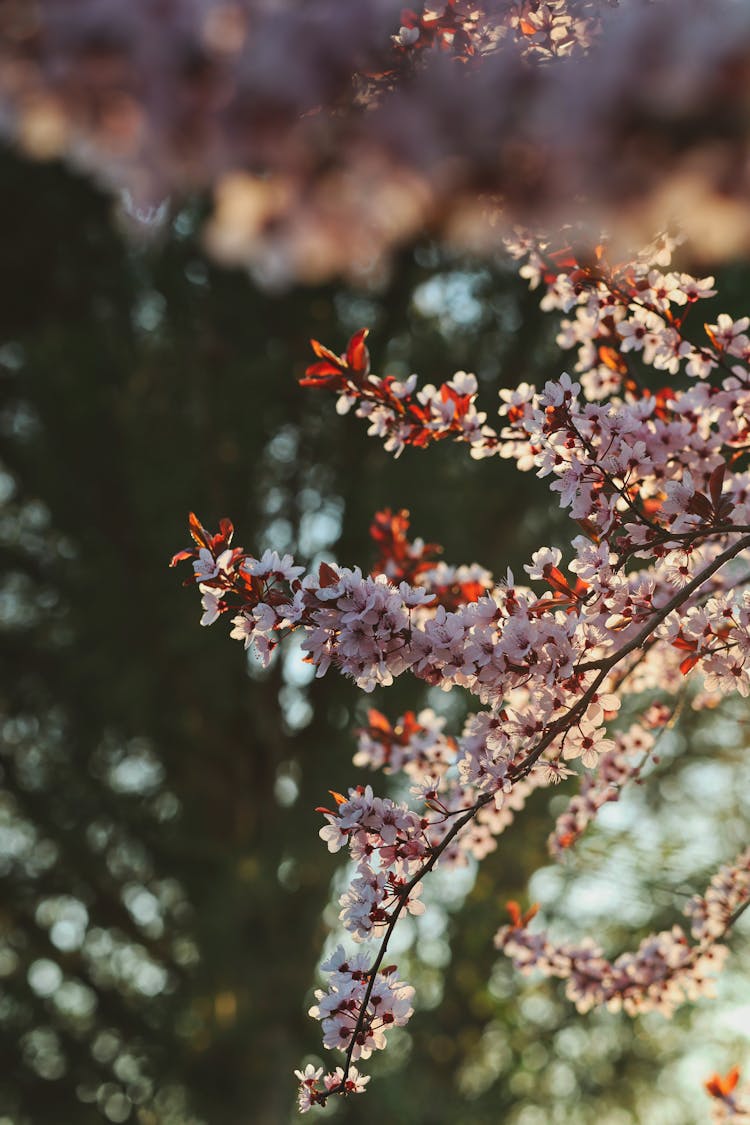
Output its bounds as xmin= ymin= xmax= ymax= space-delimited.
xmin=174 ymin=227 xmax=750 ymax=1112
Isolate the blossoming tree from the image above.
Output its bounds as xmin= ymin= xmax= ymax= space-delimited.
xmin=173 ymin=229 xmax=750 ymax=1115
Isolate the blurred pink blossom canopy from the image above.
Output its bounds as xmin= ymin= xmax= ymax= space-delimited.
xmin=5 ymin=0 xmax=750 ymax=280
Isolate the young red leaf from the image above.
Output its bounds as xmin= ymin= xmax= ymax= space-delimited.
xmin=523 ymin=903 xmax=540 ymax=926
xmin=188 ymin=511 xmax=211 ymax=549
xmin=686 ymin=492 xmax=713 ymax=520
xmin=679 ymin=653 xmax=701 ymax=675
xmin=310 ymin=338 xmax=342 ymax=363
xmin=318 ymin=561 xmax=340 ymax=588
xmin=506 ymin=900 xmax=522 ymax=927
xmin=345 ymin=328 xmax=370 ymax=377
xmin=505 ymin=901 xmax=539 ymax=928
xmin=598 ymin=345 xmax=627 ymax=374
xmin=671 ymin=631 xmax=698 ymax=653
xmin=366 ymin=708 xmax=392 ymax=733
xmin=544 ymin=564 xmax=574 ymax=596
xmin=169 ymin=548 xmax=195 ymax=567
xmin=457 ymin=580 xmax=486 ymax=603
xmin=709 ymin=462 xmax=726 ymax=508
xmin=705 ymin=1065 xmax=741 ymax=1099
xmin=304 ymin=360 xmax=344 ymax=379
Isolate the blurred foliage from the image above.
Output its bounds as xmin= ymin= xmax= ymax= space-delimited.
xmin=0 ymin=147 xmax=748 ymax=1125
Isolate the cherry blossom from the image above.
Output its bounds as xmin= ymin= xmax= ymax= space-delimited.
xmin=172 ymin=230 xmax=750 ymax=1112
xmin=495 ymin=846 xmax=750 ymax=1017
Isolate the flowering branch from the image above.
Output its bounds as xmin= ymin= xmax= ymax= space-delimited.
xmin=172 ymin=230 xmax=750 ymax=1113
xmin=496 ymin=846 xmax=750 ymax=1017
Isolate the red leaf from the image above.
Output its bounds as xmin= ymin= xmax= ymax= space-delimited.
xmin=598 ymin=345 xmax=627 ymax=374
xmin=506 ymin=900 xmax=539 ymax=928
xmin=545 ymin=246 xmax=578 ymax=273
xmin=709 ymin=462 xmax=726 ymax=508
xmin=544 ymin=564 xmax=574 ymax=597
xmin=305 ymin=360 xmax=345 ymax=379
xmin=299 ymin=374 xmax=343 ymax=389
xmin=523 ymin=903 xmax=540 ymax=926
xmin=575 ymin=518 xmax=601 ymax=542
xmin=310 ymin=338 xmax=342 ymax=363
xmin=654 ymin=386 xmax=676 ymax=420
xmin=345 ymin=328 xmax=370 ymax=376
xmin=705 ymin=1066 xmax=741 ymax=1099
xmin=211 ymin=519 xmax=235 ymax=553
xmin=671 ymin=631 xmax=697 ymax=653
xmin=506 ymin=900 xmax=522 ymax=927
xmin=188 ymin=511 xmax=210 ymax=549
xmin=169 ymin=548 xmax=195 ymax=567
xmin=642 ymin=496 xmax=663 ymax=517
xmin=457 ymin=580 xmax=486 ymax=603
xmin=686 ymin=492 xmax=713 ymax=520
xmin=367 ymin=708 xmax=392 ymax=733
xmin=318 ymin=561 xmax=340 ymax=588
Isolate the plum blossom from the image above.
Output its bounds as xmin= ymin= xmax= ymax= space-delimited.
xmin=193 ymin=547 xmax=234 ymax=582
xmin=175 ymin=228 xmax=750 ymax=1111
xmin=244 ymin=549 xmax=305 ymax=582
xmin=561 ymin=721 xmax=615 ymax=768
xmin=308 ymin=957 xmax=414 ymax=1061
xmin=199 ymin=587 xmax=224 ymax=627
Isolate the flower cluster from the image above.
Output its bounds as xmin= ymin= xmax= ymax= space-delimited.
xmin=354 ymin=707 xmax=456 ymax=777
xmin=353 ymin=708 xmax=550 ymax=865
xmin=393 ymin=0 xmax=601 ymax=63
xmin=660 ymin=593 xmax=750 ymax=699
xmin=174 ymin=229 xmax=750 ymax=1111
xmin=309 ymin=946 xmax=414 ymax=1060
xmin=294 ymin=1063 xmax=369 ymax=1115
xmin=317 ymin=785 xmax=427 ymax=940
xmin=497 ymin=915 xmax=728 ymax=1018
xmin=495 ymin=844 xmax=750 ymax=1017
xmin=369 ymin=508 xmax=493 ymax=609
xmin=548 ymin=720 xmax=658 ymax=859
xmin=684 ymin=849 xmax=750 ymax=944
xmin=294 ymin=946 xmax=413 ymax=1111
xmin=301 ymin=331 xmax=498 ymax=457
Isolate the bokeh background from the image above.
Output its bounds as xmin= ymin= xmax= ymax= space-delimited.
xmin=1 ymin=144 xmax=749 ymax=1125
